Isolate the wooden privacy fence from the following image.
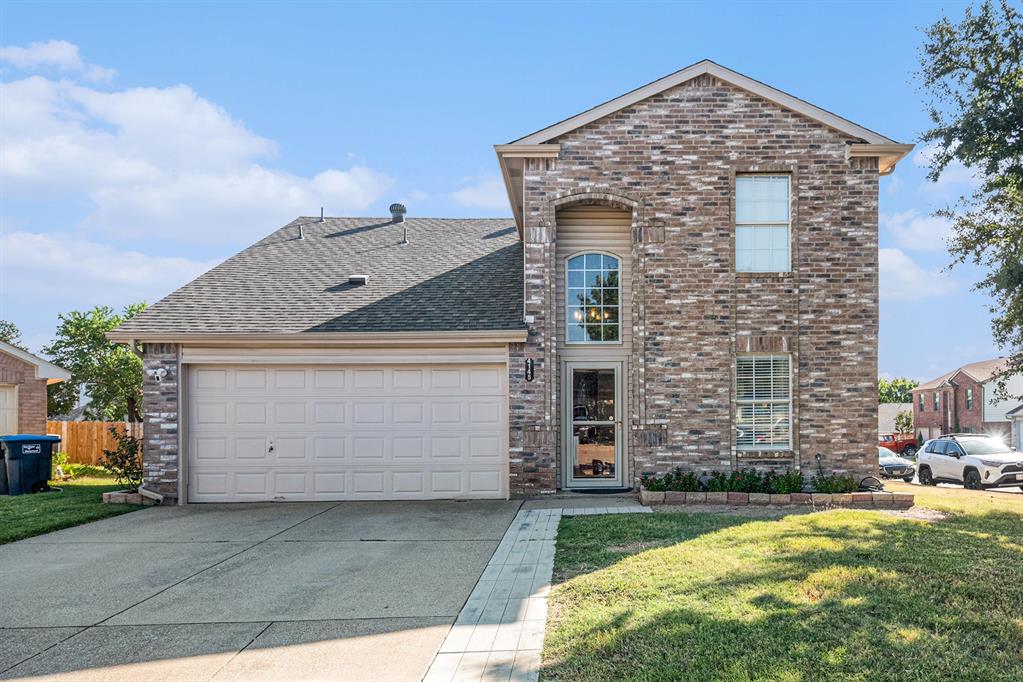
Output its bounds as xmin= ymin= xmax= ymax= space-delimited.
xmin=46 ymin=421 xmax=143 ymax=464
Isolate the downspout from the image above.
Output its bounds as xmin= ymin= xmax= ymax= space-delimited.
xmin=127 ymin=339 xmax=164 ymax=505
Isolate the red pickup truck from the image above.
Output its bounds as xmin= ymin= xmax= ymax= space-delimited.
xmin=879 ymin=433 xmax=918 ymax=456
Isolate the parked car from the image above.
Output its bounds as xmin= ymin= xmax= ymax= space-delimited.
xmin=917 ymin=434 xmax=1023 ymax=490
xmin=879 ymin=433 xmax=918 ymax=457
xmin=878 ymin=448 xmax=915 ymax=482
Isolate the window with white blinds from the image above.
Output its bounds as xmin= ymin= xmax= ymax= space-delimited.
xmin=736 ymin=175 xmax=790 ymax=272
xmin=736 ymin=354 xmax=791 ymax=450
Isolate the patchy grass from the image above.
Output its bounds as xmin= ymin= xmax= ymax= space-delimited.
xmin=544 ymin=486 xmax=1023 ymax=681
xmin=0 ymin=477 xmax=144 ymax=545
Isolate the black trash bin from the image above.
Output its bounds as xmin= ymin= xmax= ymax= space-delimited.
xmin=0 ymin=435 xmax=61 ymax=496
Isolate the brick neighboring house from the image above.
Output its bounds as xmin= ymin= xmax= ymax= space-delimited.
xmin=912 ymin=358 xmax=1023 ymax=441
xmin=109 ymin=60 xmax=912 ymax=503
xmin=0 ymin=340 xmax=70 ymax=436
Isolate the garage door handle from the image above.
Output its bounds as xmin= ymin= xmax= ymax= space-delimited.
xmin=268 ymin=440 xmax=275 ymax=454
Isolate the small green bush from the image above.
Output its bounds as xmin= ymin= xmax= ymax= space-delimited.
xmin=811 ymin=472 xmax=858 ymax=494
xmin=101 ymin=426 xmax=143 ymax=491
xmin=642 ymin=468 xmax=808 ymax=494
xmin=766 ymin=469 xmax=806 ymax=494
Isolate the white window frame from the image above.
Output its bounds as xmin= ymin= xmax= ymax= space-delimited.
xmin=564 ymin=251 xmax=622 ymax=345
xmin=735 ymin=353 xmax=792 ymax=451
xmin=735 ymin=174 xmax=791 ymax=273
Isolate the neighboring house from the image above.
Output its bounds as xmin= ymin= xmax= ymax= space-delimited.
xmin=878 ymin=403 xmax=912 ymax=436
xmin=1008 ymin=405 xmax=1023 ymax=451
xmin=912 ymin=358 xmax=1022 ymax=441
xmin=108 ymin=60 xmax=912 ymax=503
xmin=0 ymin=341 xmax=70 ymax=436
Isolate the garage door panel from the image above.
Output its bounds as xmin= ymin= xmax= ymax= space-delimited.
xmin=187 ymin=363 xmax=507 ymax=502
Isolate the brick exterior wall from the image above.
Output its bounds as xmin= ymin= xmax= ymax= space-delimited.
xmin=0 ymin=351 xmax=48 ymax=434
xmin=913 ymin=371 xmax=995 ymax=438
xmin=509 ymin=73 xmax=879 ymax=494
xmin=141 ymin=343 xmax=180 ymax=499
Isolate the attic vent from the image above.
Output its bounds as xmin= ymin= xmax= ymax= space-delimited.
xmin=349 ymin=274 xmax=368 ymax=286
xmin=389 ymin=203 xmax=406 ymax=223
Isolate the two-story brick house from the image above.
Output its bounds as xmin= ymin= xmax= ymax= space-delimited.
xmin=110 ymin=60 xmax=911 ymax=502
xmin=912 ymin=358 xmax=1022 ymax=441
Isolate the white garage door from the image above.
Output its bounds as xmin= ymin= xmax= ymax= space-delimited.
xmin=186 ymin=364 xmax=507 ymax=502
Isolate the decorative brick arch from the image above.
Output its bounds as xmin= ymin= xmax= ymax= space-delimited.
xmin=545 ymin=189 xmax=644 ymax=234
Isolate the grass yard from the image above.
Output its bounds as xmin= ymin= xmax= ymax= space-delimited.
xmin=0 ymin=477 xmax=144 ymax=545
xmin=543 ymin=485 xmax=1023 ymax=681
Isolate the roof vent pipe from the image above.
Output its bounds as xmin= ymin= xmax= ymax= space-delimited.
xmin=389 ymin=203 xmax=406 ymax=223
xmin=319 ymin=207 xmax=324 ymax=222
xmin=298 ymin=223 xmax=305 ymax=239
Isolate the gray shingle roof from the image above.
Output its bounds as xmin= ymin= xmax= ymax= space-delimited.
xmin=114 ymin=217 xmax=524 ymax=336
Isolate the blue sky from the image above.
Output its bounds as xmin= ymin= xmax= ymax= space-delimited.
xmin=0 ymin=0 xmax=1000 ymax=382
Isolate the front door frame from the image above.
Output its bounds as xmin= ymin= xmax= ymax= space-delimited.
xmin=562 ymin=360 xmax=624 ymax=489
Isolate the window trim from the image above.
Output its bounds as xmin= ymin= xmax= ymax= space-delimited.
xmin=734 ymin=174 xmax=792 ymax=274
xmin=966 ymin=387 xmax=974 ymax=411
xmin=735 ymin=352 xmax=793 ymax=452
xmin=563 ymin=250 xmax=623 ymax=346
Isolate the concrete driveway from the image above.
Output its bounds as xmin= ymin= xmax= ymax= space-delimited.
xmin=0 ymin=499 xmax=521 ymax=681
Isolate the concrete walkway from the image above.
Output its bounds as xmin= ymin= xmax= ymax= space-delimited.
xmin=0 ymin=499 xmax=520 ymax=681
xmin=424 ymin=499 xmax=650 ymax=682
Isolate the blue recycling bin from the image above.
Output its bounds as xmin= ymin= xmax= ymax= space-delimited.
xmin=0 ymin=434 xmax=61 ymax=496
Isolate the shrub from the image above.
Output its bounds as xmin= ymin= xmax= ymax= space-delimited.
xmin=811 ymin=472 xmax=858 ymax=494
xmin=641 ymin=468 xmax=701 ymax=492
xmin=766 ymin=469 xmax=806 ymax=494
xmin=51 ymin=451 xmax=70 ymax=479
xmin=101 ymin=426 xmax=143 ymax=491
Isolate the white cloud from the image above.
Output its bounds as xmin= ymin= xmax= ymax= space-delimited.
xmin=881 ymin=209 xmax=953 ymax=252
xmin=1 ymin=71 xmax=393 ymax=244
xmin=913 ymin=143 xmax=983 ymax=199
xmin=0 ymin=40 xmax=115 ymax=82
xmin=879 ymin=248 xmax=956 ymax=301
xmin=0 ymin=231 xmax=218 ymax=306
xmin=451 ymin=176 xmax=509 ymax=211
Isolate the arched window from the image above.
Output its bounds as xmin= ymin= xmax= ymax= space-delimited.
xmin=566 ymin=253 xmax=620 ymax=343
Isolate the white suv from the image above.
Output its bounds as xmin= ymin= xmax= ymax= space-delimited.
xmin=917 ymin=434 xmax=1023 ymax=490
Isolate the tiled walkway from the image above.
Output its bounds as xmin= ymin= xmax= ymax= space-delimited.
xmin=423 ymin=503 xmax=651 ymax=682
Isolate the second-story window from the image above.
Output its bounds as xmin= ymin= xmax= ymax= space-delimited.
xmin=736 ymin=175 xmax=790 ymax=273
xmin=566 ymin=253 xmax=620 ymax=343
xmin=919 ymin=393 xmax=925 ymax=411
xmin=934 ymin=392 xmax=941 ymax=411
xmin=966 ymin=388 xmax=974 ymax=410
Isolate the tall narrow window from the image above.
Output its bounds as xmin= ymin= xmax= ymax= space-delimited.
xmin=736 ymin=354 xmax=791 ymax=450
xmin=966 ymin=388 xmax=974 ymax=410
xmin=736 ymin=175 xmax=790 ymax=272
xmin=934 ymin=392 xmax=940 ymax=411
xmin=919 ymin=393 xmax=925 ymax=411
xmin=566 ymin=253 xmax=621 ymax=343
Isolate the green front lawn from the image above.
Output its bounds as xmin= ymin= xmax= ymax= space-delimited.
xmin=544 ymin=486 xmax=1023 ymax=681
xmin=0 ymin=477 xmax=145 ymax=545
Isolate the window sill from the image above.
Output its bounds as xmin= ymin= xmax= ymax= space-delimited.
xmin=735 ymin=271 xmax=794 ymax=279
xmin=737 ymin=450 xmax=795 ymax=459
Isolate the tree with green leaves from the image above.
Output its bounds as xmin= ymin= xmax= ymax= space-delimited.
xmin=0 ymin=320 xmax=27 ymax=350
xmin=895 ymin=410 xmax=914 ymax=435
xmin=919 ymin=0 xmax=1023 ymax=399
xmin=44 ymin=304 xmax=147 ymax=422
xmin=878 ymin=377 xmax=919 ymax=404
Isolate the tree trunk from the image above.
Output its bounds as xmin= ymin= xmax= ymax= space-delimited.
xmin=126 ymin=395 xmax=141 ymax=424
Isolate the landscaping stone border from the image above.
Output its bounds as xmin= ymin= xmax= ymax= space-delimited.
xmin=640 ymin=489 xmax=914 ymax=509
xmin=102 ymin=490 xmax=156 ymax=505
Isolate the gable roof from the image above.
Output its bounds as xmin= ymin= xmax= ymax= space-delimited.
xmin=496 ymin=60 xmax=913 ymax=230
xmin=108 ymin=217 xmax=526 ymax=342
xmin=0 ymin=341 xmax=70 ymax=384
xmin=914 ymin=358 xmax=1010 ymax=391
xmin=512 ymin=60 xmax=898 ymax=146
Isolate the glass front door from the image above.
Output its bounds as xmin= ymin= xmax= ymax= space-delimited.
xmin=566 ymin=363 xmax=622 ymax=487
